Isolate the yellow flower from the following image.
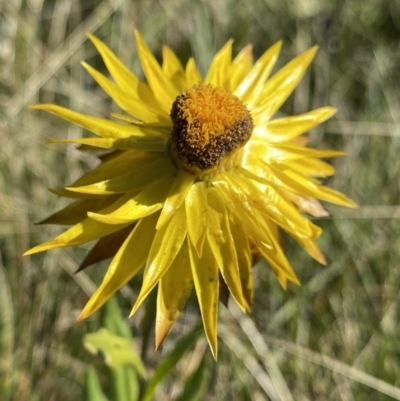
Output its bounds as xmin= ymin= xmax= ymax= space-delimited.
xmin=25 ymin=31 xmax=356 ymax=358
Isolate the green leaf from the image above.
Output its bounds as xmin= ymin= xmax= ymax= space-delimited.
xmin=100 ymin=297 xmax=140 ymax=401
xmin=174 ymin=354 xmax=210 ymax=401
xmin=141 ymin=328 xmax=203 ymax=401
xmin=84 ymin=366 xmax=109 ymax=401
xmin=110 ymin=366 xmax=140 ymax=401
xmin=102 ymin=296 xmax=132 ymax=340
xmin=84 ymin=328 xmax=146 ymax=377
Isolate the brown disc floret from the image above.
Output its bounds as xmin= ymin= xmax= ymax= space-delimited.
xmin=170 ymin=84 xmax=254 ymax=171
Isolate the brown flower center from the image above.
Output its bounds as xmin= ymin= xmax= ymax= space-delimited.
xmin=170 ymin=84 xmax=253 ymax=171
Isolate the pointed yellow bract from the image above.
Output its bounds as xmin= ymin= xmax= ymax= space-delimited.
xmin=130 ymin=204 xmax=187 ymax=316
xmin=253 ymin=107 xmax=337 ymax=142
xmin=162 ymin=45 xmax=187 ymax=92
xmin=185 ymin=57 xmax=202 ymax=87
xmin=185 ymin=181 xmax=208 ymax=257
xmin=134 ymin=30 xmax=180 ymax=114
xmin=229 ymin=218 xmax=253 ymax=312
xmin=207 ymin=188 xmax=246 ymax=312
xmin=77 ymin=214 xmax=159 ymax=320
xmin=27 ymin=32 xmax=356 ymax=358
xmin=229 ymin=44 xmax=253 ymax=92
xmin=205 ymin=39 xmax=233 ymax=89
xmin=67 ymin=157 xmax=175 ymax=195
xmin=47 ymin=135 xmax=167 ymax=152
xmin=87 ymin=32 xmax=163 ymax=114
xmin=254 ymin=46 xmax=319 ymax=123
xmin=82 ymin=61 xmax=167 ymax=124
xmin=235 ymin=40 xmax=282 ymax=105
xmin=88 ymin=177 xmax=175 ymax=224
xmin=29 ymin=104 xmax=161 ymax=138
xmin=188 ymin=239 xmax=219 ymax=359
xmin=157 ymin=170 xmax=195 ymax=229
xmin=156 ymin=244 xmax=193 ymax=348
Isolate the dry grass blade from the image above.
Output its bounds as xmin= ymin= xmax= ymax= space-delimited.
xmin=267 ymin=259 xmax=343 ymax=331
xmin=0 ymin=265 xmax=14 ymax=400
xmin=228 ymin=303 xmax=294 ymax=401
xmin=6 ymin=0 xmax=129 ymax=118
xmin=328 ymin=206 xmax=400 ymax=219
xmin=59 ymin=250 xmax=97 ymax=297
xmin=326 ymin=121 xmax=400 ymax=137
xmin=218 ymin=324 xmax=283 ymax=401
xmin=265 ymin=336 xmax=400 ymax=400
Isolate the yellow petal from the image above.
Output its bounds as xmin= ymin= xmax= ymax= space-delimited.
xmin=188 ymin=238 xmax=219 ymax=359
xmin=223 ymin=172 xmax=321 ymax=239
xmin=213 ymin=175 xmax=274 ymax=244
xmin=283 ymin=157 xmax=336 ymax=177
xmin=214 ymin=175 xmax=295 ymax=280
xmin=250 ymin=212 xmax=300 ymax=287
xmin=67 ymin=157 xmax=175 ymax=195
xmin=30 ymin=104 xmax=164 ymax=138
xmin=271 ymin=143 xmax=345 ymax=159
xmin=162 ymin=45 xmax=187 ymax=92
xmin=87 ymin=33 xmax=164 ymax=114
xmin=185 ymin=181 xmax=208 ymax=257
xmin=228 ymin=44 xmax=253 ymax=92
xmin=37 ymin=195 xmax=121 ymax=225
xmin=71 ymin=151 xmax=159 ymax=188
xmin=156 ymin=170 xmax=195 ymax=229
xmin=264 ymin=216 xmax=284 ymax=250
xmin=130 ymin=203 xmax=187 ymax=315
xmin=253 ymin=107 xmax=337 ymax=142
xmin=134 ymin=30 xmax=180 ymax=114
xmin=284 ymin=228 xmax=327 ymax=265
xmin=110 ymin=112 xmax=145 ymax=125
xmin=204 ymin=39 xmax=233 ymax=88
xmin=268 ymin=165 xmax=358 ymax=208
xmin=156 ymin=243 xmax=193 ymax=348
xmin=47 ymin=136 xmax=167 ymax=152
xmin=24 ymin=194 xmax=133 ymax=255
xmin=77 ymin=213 xmax=159 ymax=320
xmin=185 ymin=57 xmax=202 ymax=87
xmin=88 ymin=176 xmax=174 ymax=225
xmin=229 ymin=217 xmax=253 ymax=312
xmin=77 ymin=225 xmax=134 ymax=272
xmin=162 ymin=45 xmax=184 ymax=76
xmin=235 ymin=40 xmax=282 ymax=106
xmin=245 ymin=140 xmax=344 ymax=164
xmin=244 ymin=141 xmax=305 ymax=164
xmin=213 ymin=176 xmax=298 ymax=293
xmin=82 ymin=61 xmax=168 ymax=125
xmin=207 ymin=187 xmax=246 ymax=312
xmin=254 ymin=46 xmax=319 ymax=122
xmin=256 ymin=238 xmax=300 ymax=289
xmin=48 ymin=187 xmax=103 ymax=199
xmin=240 ymin=150 xmax=276 ymax=180
xmin=241 ymin=152 xmax=332 ymax=197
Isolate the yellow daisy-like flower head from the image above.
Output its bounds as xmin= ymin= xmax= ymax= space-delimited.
xmin=25 ymin=31 xmax=356 ymax=358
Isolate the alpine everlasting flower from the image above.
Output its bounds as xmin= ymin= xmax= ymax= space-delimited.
xmin=25 ymin=31 xmax=356 ymax=358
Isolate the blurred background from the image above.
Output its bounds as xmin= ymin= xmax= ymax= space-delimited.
xmin=2 ymin=0 xmax=400 ymax=400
